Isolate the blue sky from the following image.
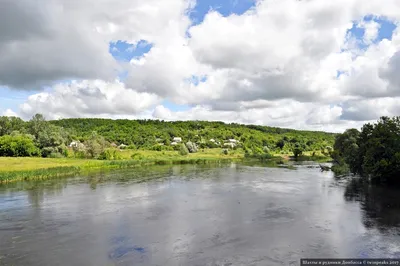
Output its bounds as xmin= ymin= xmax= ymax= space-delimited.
xmin=347 ymin=15 xmax=397 ymax=49
xmin=0 ymin=1 xmax=398 ymax=116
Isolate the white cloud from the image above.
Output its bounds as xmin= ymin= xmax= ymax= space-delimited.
xmin=340 ymin=97 xmax=400 ymax=121
xmin=0 ymin=0 xmax=192 ymax=89
xmin=2 ymin=109 xmax=19 ymax=117
xmin=19 ymin=80 xmax=160 ymax=120
xmin=152 ymin=100 xmax=351 ymax=132
xmin=358 ymin=20 xmax=381 ymax=44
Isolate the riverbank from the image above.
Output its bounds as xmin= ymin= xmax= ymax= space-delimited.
xmin=0 ymin=149 xmax=331 ymax=183
xmin=0 ymin=149 xmax=243 ymax=183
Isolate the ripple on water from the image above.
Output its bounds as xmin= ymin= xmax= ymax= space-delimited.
xmin=256 ymin=204 xmax=298 ymax=224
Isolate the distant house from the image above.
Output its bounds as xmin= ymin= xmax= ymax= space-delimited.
xmin=118 ymin=144 xmax=128 ymax=149
xmin=209 ymin=139 xmax=216 ymax=143
xmin=224 ymin=143 xmax=235 ymax=148
xmin=224 ymin=139 xmax=238 ymax=148
xmin=173 ymin=137 xmax=182 ymax=143
xmin=69 ymin=141 xmax=80 ymax=148
xmin=110 ymin=142 xmax=118 ymax=147
xmin=171 ymin=142 xmax=178 ymax=146
xmin=69 ymin=141 xmax=85 ymax=150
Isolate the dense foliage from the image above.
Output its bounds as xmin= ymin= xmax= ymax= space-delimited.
xmin=332 ymin=117 xmax=400 ymax=185
xmin=50 ymin=118 xmax=335 ymax=154
xmin=0 ymin=134 xmax=40 ymax=157
xmin=0 ymin=114 xmax=336 ymax=159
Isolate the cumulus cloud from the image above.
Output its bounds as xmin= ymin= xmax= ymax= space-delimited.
xmin=340 ymin=97 xmax=400 ymax=121
xmin=1 ymin=109 xmax=19 ymax=117
xmin=19 ymin=80 xmax=160 ymax=120
xmin=358 ymin=20 xmax=381 ymax=44
xmin=152 ymin=102 xmax=362 ymax=133
xmin=0 ymin=0 xmax=192 ymax=89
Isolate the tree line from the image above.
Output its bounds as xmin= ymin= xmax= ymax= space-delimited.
xmin=332 ymin=116 xmax=400 ymax=185
xmin=0 ymin=114 xmax=336 ymax=159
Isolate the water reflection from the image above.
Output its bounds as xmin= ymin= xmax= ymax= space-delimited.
xmin=344 ymin=178 xmax=400 ymax=231
xmin=1 ymin=164 xmax=400 ymax=265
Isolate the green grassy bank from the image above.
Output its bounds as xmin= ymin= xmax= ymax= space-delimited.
xmin=0 ymin=149 xmax=243 ymax=183
xmin=0 ymin=149 xmax=331 ymax=184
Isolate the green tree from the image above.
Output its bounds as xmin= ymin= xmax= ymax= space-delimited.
xmin=28 ymin=113 xmax=47 ymax=139
xmin=37 ymin=124 xmax=68 ymax=148
xmin=331 ymin=128 xmax=360 ymax=173
xmin=293 ymin=143 xmax=304 ymax=158
xmin=358 ymin=117 xmax=400 ymax=184
xmin=0 ymin=116 xmax=26 ymax=136
xmin=85 ymin=132 xmax=108 ymax=159
xmin=0 ymin=135 xmax=40 ymax=157
xmin=179 ymin=143 xmax=189 ymax=156
xmin=276 ymin=139 xmax=285 ymax=149
xmin=333 ymin=117 xmax=400 ymax=185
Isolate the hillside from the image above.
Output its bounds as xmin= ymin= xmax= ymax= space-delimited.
xmin=50 ymin=118 xmax=336 ymax=154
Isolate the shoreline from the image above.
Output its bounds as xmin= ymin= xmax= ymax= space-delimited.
xmin=0 ymin=150 xmax=331 ymax=184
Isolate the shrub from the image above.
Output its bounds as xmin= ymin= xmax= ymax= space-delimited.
xmin=186 ymin=141 xmax=198 ymax=153
xmin=99 ymin=148 xmax=122 ymax=160
xmin=131 ymin=152 xmax=143 ymax=160
xmin=293 ymin=143 xmax=304 ymax=158
xmin=0 ymin=135 xmax=40 ymax=157
xmin=179 ymin=144 xmax=189 ymax=156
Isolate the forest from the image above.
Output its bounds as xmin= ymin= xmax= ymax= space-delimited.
xmin=332 ymin=116 xmax=400 ymax=185
xmin=0 ymin=114 xmax=336 ymax=159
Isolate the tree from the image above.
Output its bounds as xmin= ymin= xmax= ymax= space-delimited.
xmin=37 ymin=124 xmax=68 ymax=148
xmin=276 ymin=139 xmax=285 ymax=149
xmin=28 ymin=114 xmax=47 ymax=139
xmin=185 ymin=141 xmax=198 ymax=153
xmin=0 ymin=135 xmax=40 ymax=157
xmin=179 ymin=144 xmax=189 ymax=156
xmin=357 ymin=117 xmax=400 ymax=184
xmin=0 ymin=116 xmax=25 ymax=136
xmin=293 ymin=143 xmax=303 ymax=158
xmin=333 ymin=117 xmax=400 ymax=185
xmin=85 ymin=132 xmax=108 ymax=159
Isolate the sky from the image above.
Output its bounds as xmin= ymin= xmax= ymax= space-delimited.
xmin=1 ymin=0 xmax=400 ymax=133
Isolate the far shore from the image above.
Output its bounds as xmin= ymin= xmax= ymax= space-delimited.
xmin=0 ymin=149 xmax=331 ymax=184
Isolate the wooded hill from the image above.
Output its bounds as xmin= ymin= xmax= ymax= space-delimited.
xmin=50 ymin=118 xmax=336 ymax=154
xmin=0 ymin=115 xmax=336 ymax=158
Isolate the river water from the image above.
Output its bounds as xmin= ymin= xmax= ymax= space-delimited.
xmin=1 ymin=162 xmax=400 ymax=265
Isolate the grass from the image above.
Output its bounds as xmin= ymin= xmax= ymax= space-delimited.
xmin=0 ymin=149 xmax=243 ymax=184
xmin=0 ymin=148 xmax=331 ymax=184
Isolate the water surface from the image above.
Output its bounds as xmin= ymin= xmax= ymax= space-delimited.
xmin=1 ymin=163 xmax=400 ymax=265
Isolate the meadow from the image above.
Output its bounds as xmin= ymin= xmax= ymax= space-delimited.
xmin=0 ymin=148 xmax=332 ymax=184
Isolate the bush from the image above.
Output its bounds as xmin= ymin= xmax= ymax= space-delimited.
xmin=259 ymin=153 xmax=273 ymax=160
xmin=186 ymin=141 xmax=198 ymax=153
xmin=99 ymin=148 xmax=122 ymax=160
xmin=263 ymin=146 xmax=270 ymax=153
xmin=48 ymin=152 xmax=64 ymax=158
xmin=0 ymin=135 xmax=40 ymax=157
xmin=41 ymin=147 xmax=57 ymax=158
xmin=293 ymin=143 xmax=304 ymax=158
xmin=222 ymin=149 xmax=229 ymax=155
xmin=179 ymin=144 xmax=189 ymax=156
xmin=331 ymin=163 xmax=350 ymax=176
xmin=131 ymin=152 xmax=143 ymax=160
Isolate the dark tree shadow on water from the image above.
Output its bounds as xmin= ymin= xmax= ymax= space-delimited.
xmin=344 ymin=178 xmax=400 ymax=232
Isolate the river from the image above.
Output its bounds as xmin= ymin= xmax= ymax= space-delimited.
xmin=1 ymin=162 xmax=400 ymax=265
